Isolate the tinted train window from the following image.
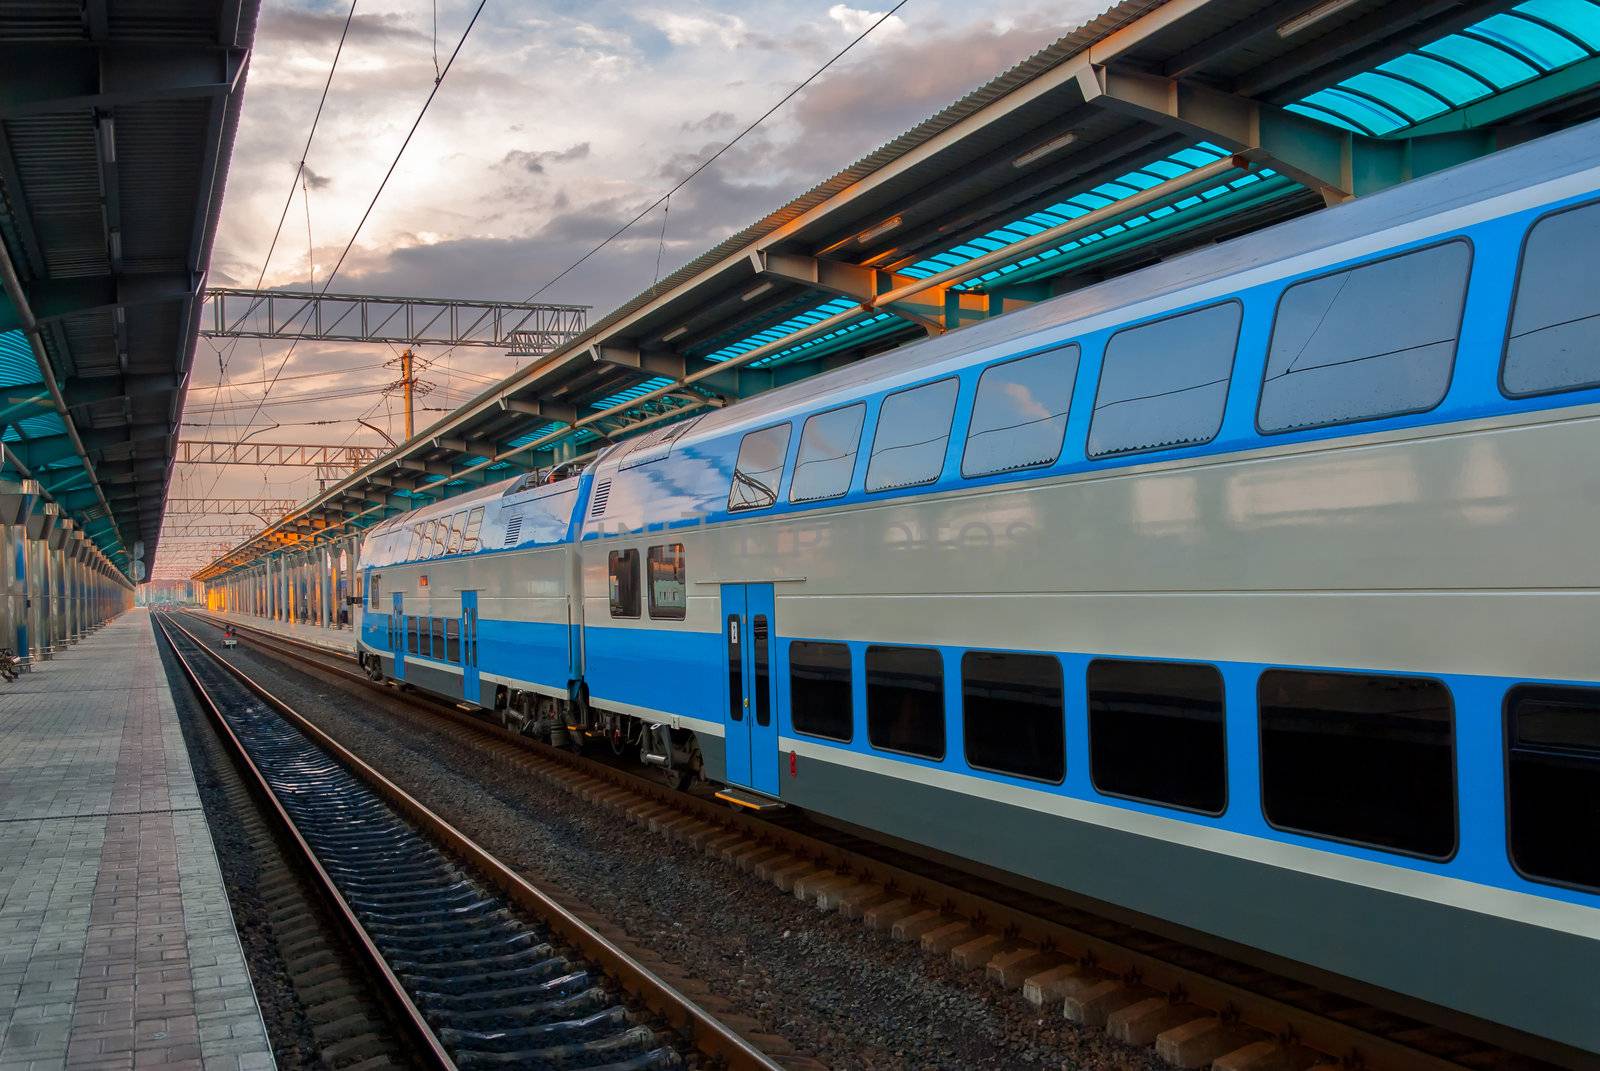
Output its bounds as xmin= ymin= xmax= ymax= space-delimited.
xmin=790 ymin=641 xmax=852 ymax=741
xmin=647 ymin=544 xmax=686 ymax=620
xmin=1503 ymin=201 xmax=1600 ymax=397
xmin=1258 ymin=241 xmax=1470 ymax=433
xmin=963 ymin=346 xmax=1079 ymax=477
xmin=791 ymin=404 xmax=865 ymax=502
xmin=1089 ymin=303 xmax=1240 ymax=458
xmin=1506 ymin=685 xmax=1600 ymax=891
xmin=866 ymin=378 xmax=958 ymax=492
xmin=406 ymin=528 xmax=422 ymax=560
xmin=728 ymin=424 xmax=791 ymax=511
xmin=431 ymin=618 xmax=445 ymax=658
xmin=462 ymin=507 xmax=485 ymax=551
xmin=753 ymin=615 xmax=772 ymax=726
xmin=1088 ymin=659 xmax=1226 ymax=814
xmin=608 ymin=549 xmax=640 ymax=618
xmin=407 ymin=617 xmax=419 ymax=655
xmin=445 ymin=617 xmax=461 ymax=662
xmin=962 ymin=651 xmax=1064 ymax=783
xmin=369 ymin=574 xmax=381 ymax=610
xmin=1259 ymin=670 xmax=1455 ymax=858
xmin=866 ymin=646 xmax=945 ymax=760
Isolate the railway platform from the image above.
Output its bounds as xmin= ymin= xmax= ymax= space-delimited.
xmin=0 ymin=609 xmax=274 ymax=1071
xmin=204 ymin=613 xmax=353 ymax=658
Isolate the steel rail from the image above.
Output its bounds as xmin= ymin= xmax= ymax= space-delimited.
xmin=166 ymin=612 xmax=786 ymax=1071
xmin=195 ymin=611 xmax=1586 ymax=1071
xmin=153 ymin=613 xmax=456 ymax=1069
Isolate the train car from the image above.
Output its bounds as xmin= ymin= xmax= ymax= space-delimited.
xmin=571 ymin=119 xmax=1600 ymax=1056
xmin=356 ymin=469 xmax=588 ymax=737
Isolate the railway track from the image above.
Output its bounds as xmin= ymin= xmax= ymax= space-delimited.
xmin=155 ymin=612 xmax=793 ymax=1071
xmin=188 ymin=613 xmax=1581 ymax=1071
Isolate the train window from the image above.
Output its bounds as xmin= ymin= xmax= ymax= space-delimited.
xmin=424 ymin=521 xmax=441 ymax=558
xmin=431 ymin=618 xmax=445 ymax=659
xmin=1088 ymin=659 xmax=1226 ymax=814
xmin=726 ymin=615 xmax=743 ymax=722
xmin=647 ymin=544 xmax=686 ymax=620
xmin=728 ymin=424 xmax=791 ymax=511
xmin=867 ymin=377 xmax=959 ymax=492
xmin=432 ymin=520 xmax=449 ymax=557
xmin=407 ymin=617 xmax=419 ymax=655
xmin=962 ymin=651 xmax=1064 ymax=783
xmin=1503 ymin=201 xmax=1600 ymax=397
xmin=1259 ymin=670 xmax=1455 ymax=858
xmin=462 ymin=507 xmax=485 ymax=551
xmin=369 ymin=574 xmax=381 ymax=609
xmin=866 ymin=646 xmax=945 ymax=760
xmin=1258 ymin=240 xmax=1470 ymax=433
xmin=406 ymin=527 xmax=422 ymax=560
xmin=753 ymin=615 xmax=772 ymax=727
xmin=445 ymin=617 xmax=461 ymax=662
xmin=963 ymin=346 xmax=1080 ymax=477
xmin=444 ymin=512 xmax=466 ymax=554
xmin=790 ymin=641 xmax=853 ymax=741
xmin=1089 ymin=303 xmax=1240 ymax=458
xmin=1505 ymin=685 xmax=1600 ymax=891
xmin=608 ymin=548 xmax=640 ymax=617
xmin=790 ymin=403 xmax=866 ymax=502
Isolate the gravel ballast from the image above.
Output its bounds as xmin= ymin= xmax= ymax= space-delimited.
xmin=186 ymin=615 xmax=1158 ymax=1071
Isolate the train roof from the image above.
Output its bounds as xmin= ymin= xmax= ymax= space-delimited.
xmin=644 ymin=117 xmax=1600 ymax=461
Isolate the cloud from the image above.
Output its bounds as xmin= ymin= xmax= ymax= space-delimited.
xmin=499 ymin=142 xmax=592 ymax=174
xmin=646 ymin=10 xmax=749 ymax=49
xmin=681 ymin=110 xmax=738 ymax=133
xmin=827 ymin=4 xmax=907 ymax=38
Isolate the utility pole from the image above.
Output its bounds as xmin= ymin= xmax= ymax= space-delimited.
xmin=384 ymin=347 xmax=428 ymax=441
xmin=401 ymin=347 xmax=416 ymax=440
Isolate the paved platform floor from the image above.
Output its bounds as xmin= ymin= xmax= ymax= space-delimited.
xmin=204 ymin=613 xmax=354 ymax=657
xmin=0 ymin=610 xmax=274 ymax=1071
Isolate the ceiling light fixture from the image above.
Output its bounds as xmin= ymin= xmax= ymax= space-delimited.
xmin=1277 ymin=0 xmax=1362 ymax=39
xmin=1012 ymin=130 xmax=1078 ymax=169
xmin=855 ymin=215 xmax=903 ymax=245
xmin=741 ymin=282 xmax=774 ymax=302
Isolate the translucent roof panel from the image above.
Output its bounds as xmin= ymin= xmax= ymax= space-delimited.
xmin=1288 ymin=0 xmax=1600 ymax=136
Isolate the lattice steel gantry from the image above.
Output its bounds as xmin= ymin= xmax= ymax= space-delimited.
xmin=200 ymin=288 xmax=589 ymax=355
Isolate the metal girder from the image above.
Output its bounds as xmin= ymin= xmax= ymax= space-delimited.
xmin=164 ymin=497 xmax=296 ymax=516
xmin=1089 ymin=66 xmax=1511 ymax=204
xmin=750 ymin=250 xmax=970 ymax=335
xmin=500 ymin=397 xmax=578 ymax=424
xmin=1088 ymin=66 xmax=1357 ymax=204
xmin=201 ymin=288 xmax=589 ymax=353
xmin=0 ymin=271 xmax=195 ymax=332
xmin=587 ymin=344 xmax=687 ymax=378
xmin=81 ymin=423 xmax=169 ymax=453
xmin=0 ymin=43 xmax=245 ymax=118
xmin=62 ymin=373 xmax=183 ymax=407
xmin=176 ymin=441 xmax=386 ymax=468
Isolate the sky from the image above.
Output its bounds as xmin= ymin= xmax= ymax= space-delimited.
xmin=160 ymin=0 xmax=1108 ymax=573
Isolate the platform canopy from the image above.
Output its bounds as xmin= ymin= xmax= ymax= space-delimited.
xmin=0 ymin=0 xmax=257 ymax=579
xmin=195 ymin=0 xmax=1600 ymax=582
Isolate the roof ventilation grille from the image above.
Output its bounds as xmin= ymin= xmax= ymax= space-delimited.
xmin=502 ymin=512 xmax=523 ymax=546
xmin=589 ymin=479 xmax=612 ymax=517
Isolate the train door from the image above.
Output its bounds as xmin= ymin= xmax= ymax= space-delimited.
xmin=719 ymin=583 xmax=779 ymax=795
xmin=390 ymin=593 xmax=406 ymax=681
xmin=461 ymin=591 xmax=479 ymax=704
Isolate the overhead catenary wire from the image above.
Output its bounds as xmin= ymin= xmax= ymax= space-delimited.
xmin=184 ymin=0 xmax=359 ymax=510
xmin=232 ymin=0 xmax=490 ymax=444
xmin=517 ymin=0 xmax=912 ymax=305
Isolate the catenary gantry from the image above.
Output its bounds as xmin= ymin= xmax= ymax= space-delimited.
xmin=0 ymin=0 xmax=258 ymax=596
xmin=196 ymin=0 xmax=1600 ymax=600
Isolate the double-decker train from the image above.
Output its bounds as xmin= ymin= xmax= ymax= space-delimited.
xmin=355 ymin=119 xmax=1600 ymax=1057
